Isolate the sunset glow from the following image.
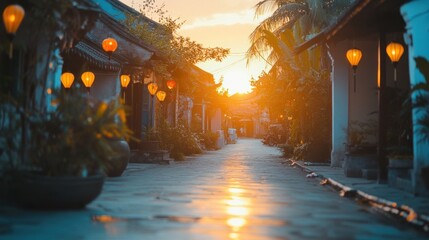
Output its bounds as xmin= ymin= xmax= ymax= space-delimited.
xmin=120 ymin=0 xmax=269 ymax=95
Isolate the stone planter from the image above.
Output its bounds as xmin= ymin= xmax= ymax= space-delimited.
xmin=12 ymin=172 xmax=105 ymax=209
xmin=104 ymin=139 xmax=130 ymax=177
xmin=343 ymin=153 xmax=378 ymax=178
xmin=388 ymin=158 xmax=413 ymax=188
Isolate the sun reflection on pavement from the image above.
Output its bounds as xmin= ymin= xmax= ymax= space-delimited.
xmin=225 ymin=186 xmax=251 ymax=239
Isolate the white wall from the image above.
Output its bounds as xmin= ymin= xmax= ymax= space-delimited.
xmin=91 ymin=71 xmax=120 ymax=101
xmin=401 ymin=0 xmax=429 ymax=195
xmin=329 ymin=41 xmax=350 ymax=167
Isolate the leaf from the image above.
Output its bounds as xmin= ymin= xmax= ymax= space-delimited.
xmin=415 ymin=57 xmax=429 ymax=85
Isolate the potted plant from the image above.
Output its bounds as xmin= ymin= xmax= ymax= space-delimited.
xmin=1 ymin=88 xmax=132 ymax=209
xmin=141 ymin=127 xmax=162 ymax=152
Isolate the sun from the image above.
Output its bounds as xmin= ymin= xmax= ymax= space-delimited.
xmin=219 ymin=70 xmax=253 ymax=95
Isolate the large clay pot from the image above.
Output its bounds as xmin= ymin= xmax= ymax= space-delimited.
xmin=104 ymin=139 xmax=130 ymax=177
xmin=13 ymin=173 xmax=105 ymax=209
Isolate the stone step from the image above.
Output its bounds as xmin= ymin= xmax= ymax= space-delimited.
xmin=395 ymin=177 xmax=413 ymax=192
xmin=362 ymin=168 xmax=378 ymax=180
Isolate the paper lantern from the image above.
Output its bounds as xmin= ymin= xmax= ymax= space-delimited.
xmin=346 ymin=48 xmax=362 ymax=92
xmin=3 ymin=4 xmax=25 ymax=35
xmin=120 ymin=74 xmax=131 ymax=88
xmin=102 ymin=37 xmax=118 ymax=59
xmin=346 ymin=48 xmax=362 ymax=68
xmin=166 ymin=79 xmax=176 ymax=90
xmin=61 ymin=72 xmax=74 ymax=88
xmin=147 ymin=83 xmax=158 ymax=96
xmin=81 ymin=71 xmax=95 ymax=88
xmin=156 ymin=90 xmax=166 ymax=102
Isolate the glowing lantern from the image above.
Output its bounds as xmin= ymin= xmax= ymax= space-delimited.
xmin=156 ymin=90 xmax=166 ymax=102
xmin=120 ymin=74 xmax=131 ymax=88
xmin=346 ymin=48 xmax=363 ymax=92
xmin=147 ymin=83 xmax=158 ymax=96
xmin=102 ymin=37 xmax=118 ymax=59
xmin=166 ymin=79 xmax=176 ymax=90
xmin=386 ymin=42 xmax=404 ymax=82
xmin=3 ymin=4 xmax=25 ymax=58
xmin=346 ymin=48 xmax=362 ymax=68
xmin=81 ymin=71 xmax=95 ymax=89
xmin=60 ymin=72 xmax=75 ymax=89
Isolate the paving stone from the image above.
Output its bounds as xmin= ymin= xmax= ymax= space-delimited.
xmin=0 ymin=139 xmax=428 ymax=239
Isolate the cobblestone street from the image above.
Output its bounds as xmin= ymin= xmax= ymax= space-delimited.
xmin=1 ymin=139 xmax=427 ymax=239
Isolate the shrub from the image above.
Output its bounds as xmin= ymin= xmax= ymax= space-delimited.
xmin=200 ymin=131 xmax=219 ymax=150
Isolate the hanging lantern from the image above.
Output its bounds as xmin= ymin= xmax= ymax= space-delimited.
xmin=147 ymin=82 xmax=158 ymax=96
xmin=81 ymin=71 xmax=95 ymax=88
xmin=102 ymin=37 xmax=118 ymax=59
xmin=346 ymin=48 xmax=362 ymax=68
xmin=386 ymin=42 xmax=404 ymax=82
xmin=166 ymin=79 xmax=176 ymax=90
xmin=3 ymin=4 xmax=25 ymax=58
xmin=60 ymin=72 xmax=75 ymax=89
xmin=346 ymin=48 xmax=362 ymax=92
xmin=120 ymin=74 xmax=131 ymax=88
xmin=156 ymin=90 xmax=166 ymax=102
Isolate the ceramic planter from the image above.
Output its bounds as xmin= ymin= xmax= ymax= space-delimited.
xmin=12 ymin=173 xmax=104 ymax=209
xmin=104 ymin=139 xmax=130 ymax=177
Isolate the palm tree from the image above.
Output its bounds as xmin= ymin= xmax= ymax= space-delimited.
xmin=247 ymin=0 xmax=353 ymax=65
xmin=247 ymin=0 xmax=353 ymax=161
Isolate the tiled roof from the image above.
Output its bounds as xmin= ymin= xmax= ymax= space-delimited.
xmin=70 ymin=40 xmax=121 ymax=71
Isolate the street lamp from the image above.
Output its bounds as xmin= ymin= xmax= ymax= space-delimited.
xmin=346 ymin=48 xmax=363 ymax=92
xmin=81 ymin=71 xmax=95 ymax=93
xmin=61 ymin=72 xmax=74 ymax=89
xmin=2 ymin=4 xmax=25 ymax=58
xmin=386 ymin=42 xmax=404 ymax=83
xmin=102 ymin=37 xmax=118 ymax=60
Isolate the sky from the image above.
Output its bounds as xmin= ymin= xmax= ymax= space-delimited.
xmin=120 ymin=0 xmax=270 ymax=95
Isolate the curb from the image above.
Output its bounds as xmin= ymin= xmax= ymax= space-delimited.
xmin=286 ymin=159 xmax=429 ymax=233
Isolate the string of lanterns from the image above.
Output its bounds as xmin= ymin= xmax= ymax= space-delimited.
xmin=3 ymin=4 xmax=174 ymax=102
xmin=346 ymin=42 xmax=404 ymax=92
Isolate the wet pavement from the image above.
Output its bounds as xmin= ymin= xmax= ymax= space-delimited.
xmin=1 ymin=139 xmax=428 ymax=239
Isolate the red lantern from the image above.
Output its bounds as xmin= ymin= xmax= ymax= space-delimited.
xmin=166 ymin=79 xmax=176 ymax=90
xmin=102 ymin=37 xmax=118 ymax=59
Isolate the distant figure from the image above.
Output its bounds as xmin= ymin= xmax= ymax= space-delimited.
xmin=239 ymin=127 xmax=244 ymax=136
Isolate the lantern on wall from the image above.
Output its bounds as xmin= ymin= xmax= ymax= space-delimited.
xmin=120 ymin=74 xmax=131 ymax=88
xmin=386 ymin=42 xmax=404 ymax=83
xmin=147 ymin=82 xmax=158 ymax=96
xmin=346 ymin=48 xmax=362 ymax=92
xmin=166 ymin=79 xmax=176 ymax=90
xmin=156 ymin=90 xmax=166 ymax=102
xmin=102 ymin=37 xmax=118 ymax=60
xmin=60 ymin=72 xmax=75 ymax=89
xmin=81 ymin=71 xmax=95 ymax=91
xmin=3 ymin=4 xmax=25 ymax=58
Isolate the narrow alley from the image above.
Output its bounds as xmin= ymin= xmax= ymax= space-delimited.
xmin=1 ymin=139 xmax=426 ymax=239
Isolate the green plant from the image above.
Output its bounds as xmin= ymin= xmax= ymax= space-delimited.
xmin=346 ymin=120 xmax=377 ymax=154
xmin=141 ymin=127 xmax=161 ymax=142
xmin=157 ymin=121 xmax=202 ymax=160
xmin=199 ymin=131 xmax=219 ymax=150
xmin=25 ymin=89 xmax=133 ymax=177
xmin=414 ymin=57 xmax=429 ymax=142
xmin=0 ymin=96 xmax=22 ymax=173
